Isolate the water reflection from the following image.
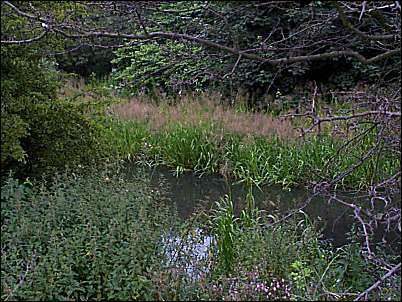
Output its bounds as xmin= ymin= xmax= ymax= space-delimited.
xmin=122 ymin=164 xmax=401 ymax=280
xmin=162 ymin=228 xmax=214 ymax=280
xmin=124 ymin=164 xmax=399 ymax=248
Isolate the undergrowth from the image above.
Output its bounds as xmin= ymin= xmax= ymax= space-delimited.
xmin=1 ymin=165 xmax=178 ymax=300
xmin=2 ymin=167 xmax=399 ymax=301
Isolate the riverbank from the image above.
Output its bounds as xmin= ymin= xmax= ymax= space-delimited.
xmin=2 ymin=164 xmax=400 ymax=300
xmin=103 ymin=95 xmax=399 ymax=190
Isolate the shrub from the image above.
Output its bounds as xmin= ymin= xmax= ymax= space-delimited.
xmin=21 ymin=100 xmax=110 ymax=174
xmin=1 ymin=44 xmax=112 ymax=177
xmin=1 ymin=166 xmax=178 ymax=301
xmin=1 ymin=45 xmax=58 ymax=170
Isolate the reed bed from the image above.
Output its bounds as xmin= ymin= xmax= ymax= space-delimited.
xmin=110 ymin=94 xmax=298 ymax=140
xmin=103 ymin=95 xmax=399 ymax=189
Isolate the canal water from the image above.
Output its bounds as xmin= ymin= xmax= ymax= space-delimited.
xmin=124 ymin=164 xmax=400 ymax=278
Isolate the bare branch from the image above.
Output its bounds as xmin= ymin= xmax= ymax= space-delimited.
xmin=354 ymin=262 xmax=401 ymax=301
xmin=2 ymin=1 xmax=400 ymax=65
xmin=359 ymin=1 xmax=367 ymax=22
xmin=223 ymin=54 xmax=242 ymax=78
xmin=2 ymin=1 xmax=46 ymax=22
xmin=1 ymin=31 xmax=47 ymax=44
xmin=334 ymin=2 xmax=398 ymax=41
xmin=265 ymin=49 xmax=401 ymax=65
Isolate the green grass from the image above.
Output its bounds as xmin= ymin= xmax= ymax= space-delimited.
xmin=210 ymin=195 xmax=238 ymax=274
xmin=4 ymin=90 xmax=396 ymax=300
xmin=52 ymin=85 xmax=399 ymax=190
xmin=102 ymin=117 xmax=399 ymax=190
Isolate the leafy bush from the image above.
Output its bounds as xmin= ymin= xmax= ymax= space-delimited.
xmin=1 ymin=166 xmax=178 ymax=301
xmin=111 ymin=41 xmax=213 ymax=95
xmin=109 ymin=1 xmax=400 ymax=105
xmin=21 ymin=100 xmax=110 ymax=174
xmin=2 ymin=166 xmax=400 ymax=301
xmin=1 ymin=44 xmax=112 ymax=176
xmin=1 ymin=45 xmax=58 ymax=168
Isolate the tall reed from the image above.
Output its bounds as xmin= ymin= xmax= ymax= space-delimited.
xmin=210 ymin=195 xmax=238 ymax=274
xmin=103 ymin=96 xmax=399 ymax=190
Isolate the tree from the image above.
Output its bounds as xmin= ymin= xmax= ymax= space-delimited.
xmin=1 ymin=1 xmax=401 ymax=297
xmin=1 ymin=1 xmax=109 ymax=176
xmin=1 ymin=43 xmax=58 ymax=169
xmin=2 ymin=1 xmax=400 ymax=93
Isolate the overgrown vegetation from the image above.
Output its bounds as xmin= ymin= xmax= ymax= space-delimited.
xmin=2 ymin=168 xmax=400 ymax=300
xmin=0 ymin=45 xmax=111 ymax=178
xmin=1 ymin=166 xmax=178 ymax=300
xmin=104 ymin=97 xmax=399 ymax=190
xmin=1 ymin=1 xmax=400 ymax=301
xmin=108 ymin=1 xmax=400 ymax=102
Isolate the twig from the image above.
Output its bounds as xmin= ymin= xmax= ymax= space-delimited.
xmin=359 ymin=1 xmax=367 ymax=22
xmin=354 ymin=262 xmax=401 ymax=301
xmin=223 ymin=54 xmax=242 ymax=78
xmin=4 ymin=251 xmax=37 ymax=301
xmin=1 ymin=31 xmax=47 ymax=44
xmin=2 ymin=1 xmax=400 ymax=65
xmin=354 ymin=207 xmax=372 ymax=255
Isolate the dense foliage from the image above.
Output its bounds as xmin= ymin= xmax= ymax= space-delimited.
xmin=105 ymin=108 xmax=399 ymax=189
xmin=109 ymin=1 xmax=400 ymax=103
xmin=55 ymin=46 xmax=115 ymax=79
xmin=2 ymin=167 xmax=400 ymax=300
xmin=1 ymin=167 xmax=178 ymax=300
xmin=1 ymin=1 xmax=400 ymax=301
xmin=112 ymin=41 xmax=213 ymax=94
xmin=1 ymin=45 xmax=58 ymax=168
xmin=1 ymin=44 xmax=110 ymax=176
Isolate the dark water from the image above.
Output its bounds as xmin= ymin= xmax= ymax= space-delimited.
xmin=125 ymin=164 xmax=400 ymax=248
xmin=123 ymin=164 xmax=400 ymax=279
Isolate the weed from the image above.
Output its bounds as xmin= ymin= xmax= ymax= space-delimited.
xmin=1 ymin=166 xmax=178 ymax=301
xmin=2 ymin=169 xmax=400 ymax=301
xmin=210 ymin=195 xmax=238 ymax=275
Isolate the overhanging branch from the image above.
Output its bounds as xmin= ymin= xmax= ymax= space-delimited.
xmin=334 ymin=2 xmax=398 ymax=41
xmin=1 ymin=31 xmax=47 ymax=44
xmin=2 ymin=1 xmax=400 ymax=66
xmin=50 ymin=29 xmax=402 ymax=66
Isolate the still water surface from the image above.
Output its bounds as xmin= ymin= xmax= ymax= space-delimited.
xmin=127 ymin=165 xmax=396 ymax=245
xmin=125 ymin=164 xmax=399 ymax=277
